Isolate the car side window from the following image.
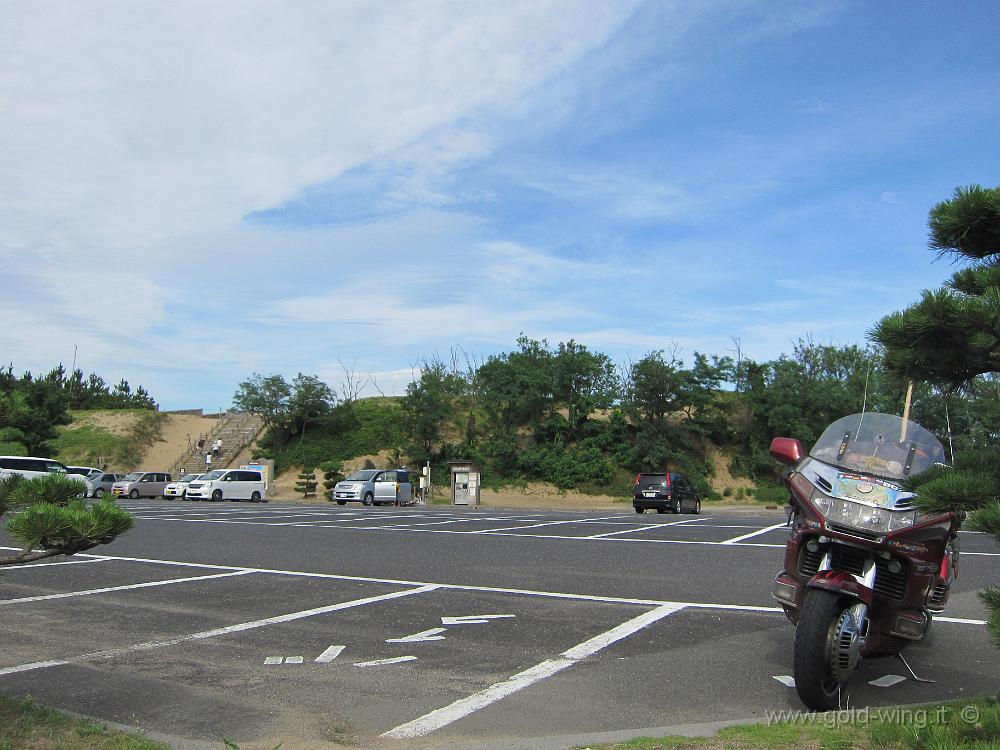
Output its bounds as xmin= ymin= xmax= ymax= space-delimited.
xmin=381 ymin=471 xmax=397 ymax=483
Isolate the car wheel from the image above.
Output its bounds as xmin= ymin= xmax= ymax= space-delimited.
xmin=129 ymin=489 xmax=139 ymax=499
xmin=212 ymin=490 xmax=223 ymax=502
xmin=656 ymin=507 xmax=667 ymax=514
xmin=693 ymin=499 xmax=701 ymax=514
xmin=336 ymin=500 xmax=347 ymax=505
xmin=362 ymin=493 xmax=373 ymax=506
xmin=634 ymin=506 xmax=644 ymax=514
xmin=94 ymin=488 xmax=104 ymax=499
xmin=251 ymin=491 xmax=261 ymax=502
xmin=673 ymin=498 xmax=681 ymax=514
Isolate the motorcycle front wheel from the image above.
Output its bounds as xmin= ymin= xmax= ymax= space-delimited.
xmin=793 ymin=589 xmax=849 ymax=711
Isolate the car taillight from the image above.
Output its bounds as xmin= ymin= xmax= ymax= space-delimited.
xmin=664 ymin=474 xmax=671 ymax=488
xmin=634 ymin=474 xmax=640 ymax=485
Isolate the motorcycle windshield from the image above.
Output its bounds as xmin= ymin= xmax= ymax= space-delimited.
xmin=809 ymin=412 xmax=945 ymax=482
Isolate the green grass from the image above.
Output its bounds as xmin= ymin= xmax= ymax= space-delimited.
xmin=51 ymin=410 xmax=165 ymax=469
xmin=0 ymin=694 xmax=169 ymax=750
xmin=583 ymin=695 xmax=1000 ymax=750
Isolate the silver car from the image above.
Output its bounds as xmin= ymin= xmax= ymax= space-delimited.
xmin=331 ymin=468 xmax=412 ymax=506
xmin=86 ymin=471 xmax=124 ymax=498
xmin=112 ymin=471 xmax=172 ymax=499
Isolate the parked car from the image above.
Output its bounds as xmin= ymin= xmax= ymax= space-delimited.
xmin=184 ymin=469 xmax=266 ymax=502
xmin=0 ymin=456 xmax=89 ymax=493
xmin=163 ymin=473 xmax=204 ymax=500
xmin=67 ymin=465 xmax=102 ymax=478
xmin=331 ymin=468 xmax=413 ymax=506
xmin=112 ymin=471 xmax=172 ymax=499
xmin=87 ymin=472 xmax=124 ymax=498
xmin=632 ymin=472 xmax=701 ymax=514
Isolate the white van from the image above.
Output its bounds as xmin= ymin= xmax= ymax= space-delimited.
xmin=185 ymin=469 xmax=266 ymax=502
xmin=0 ymin=456 xmax=89 ymax=492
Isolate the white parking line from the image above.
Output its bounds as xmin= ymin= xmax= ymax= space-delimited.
xmin=0 ymin=557 xmax=112 ymax=569
xmin=382 ymin=604 xmax=684 ymax=738
xmin=355 ymin=656 xmax=417 ymax=668
xmin=0 ymin=584 xmax=439 ymax=677
xmin=0 ymin=570 xmax=253 ymax=605
xmin=720 ymin=523 xmax=788 ymax=544
xmin=467 ymin=516 xmax=627 ymax=534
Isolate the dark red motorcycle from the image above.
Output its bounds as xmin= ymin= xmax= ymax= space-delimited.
xmin=769 ymin=412 xmax=961 ymax=710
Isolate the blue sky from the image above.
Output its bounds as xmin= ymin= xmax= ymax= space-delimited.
xmin=1 ymin=1 xmax=997 ymax=409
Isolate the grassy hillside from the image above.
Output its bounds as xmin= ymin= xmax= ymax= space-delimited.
xmin=52 ymin=409 xmax=165 ymax=469
xmin=260 ymin=397 xmax=406 ymax=475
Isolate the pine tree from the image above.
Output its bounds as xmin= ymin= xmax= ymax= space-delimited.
xmin=295 ymin=468 xmax=317 ymax=498
xmin=871 ymin=184 xmax=1000 ymax=645
xmin=321 ymin=461 xmax=343 ymax=500
xmin=0 ymin=474 xmax=134 ymax=567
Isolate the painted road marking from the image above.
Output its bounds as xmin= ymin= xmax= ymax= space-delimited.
xmin=315 ymin=645 xmax=346 ymax=663
xmin=263 ymin=656 xmax=283 ymax=665
xmin=387 ymin=628 xmax=447 ymax=643
xmin=585 ymin=517 xmax=705 ymax=539
xmin=4 ymin=548 xmax=988 ymax=625
xmin=284 ymin=656 xmax=304 ymax=664
xmin=0 ymin=557 xmax=112 ymax=569
xmin=772 ymin=675 xmax=795 ymax=687
xmin=720 ymin=523 xmax=788 ymax=544
xmin=0 ymin=570 xmax=253 ymax=605
xmin=441 ymin=615 xmax=516 ymax=626
xmin=467 ymin=516 xmax=626 ymax=534
xmin=382 ymin=604 xmax=684 ymax=738
xmin=0 ymin=584 xmax=439 ymax=677
xmin=354 ymin=656 xmax=417 ymax=668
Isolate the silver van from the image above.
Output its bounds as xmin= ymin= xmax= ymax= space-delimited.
xmin=185 ymin=469 xmax=266 ymax=502
xmin=0 ymin=456 xmax=89 ymax=493
xmin=331 ymin=468 xmax=412 ymax=506
xmin=87 ymin=472 xmax=124 ymax=498
xmin=112 ymin=472 xmax=172 ymax=499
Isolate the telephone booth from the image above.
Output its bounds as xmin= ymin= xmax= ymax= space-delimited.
xmin=448 ymin=461 xmax=481 ymax=507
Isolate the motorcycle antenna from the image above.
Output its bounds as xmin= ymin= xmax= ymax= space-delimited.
xmin=854 ymin=361 xmax=873 ymax=441
xmin=945 ymin=401 xmax=955 ymax=465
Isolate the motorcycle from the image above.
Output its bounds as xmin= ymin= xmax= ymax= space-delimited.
xmin=769 ymin=412 xmax=960 ymax=711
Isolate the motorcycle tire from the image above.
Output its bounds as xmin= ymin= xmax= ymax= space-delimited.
xmin=793 ymin=589 xmax=848 ymax=711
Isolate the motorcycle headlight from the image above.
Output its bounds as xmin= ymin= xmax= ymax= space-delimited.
xmin=888 ymin=510 xmax=917 ymax=532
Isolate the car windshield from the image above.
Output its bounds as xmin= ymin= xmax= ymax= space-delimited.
xmin=809 ymin=412 xmax=945 ymax=481
xmin=123 ymin=472 xmax=143 ymax=481
xmin=179 ymin=474 xmax=202 ymax=483
xmin=199 ymin=470 xmax=224 ymax=480
xmin=346 ymin=470 xmax=379 ymax=481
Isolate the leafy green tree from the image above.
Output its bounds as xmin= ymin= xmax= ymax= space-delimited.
xmin=288 ymin=373 xmax=336 ymax=443
xmin=0 ymin=474 xmax=134 ymax=567
xmin=871 ymin=184 xmax=1000 ymax=645
xmin=475 ymin=336 xmax=555 ymax=435
xmin=0 ymin=365 xmax=72 ymax=455
xmin=233 ymin=373 xmax=292 ymax=433
xmin=552 ymin=340 xmax=618 ymax=440
xmin=402 ymin=358 xmax=467 ymax=460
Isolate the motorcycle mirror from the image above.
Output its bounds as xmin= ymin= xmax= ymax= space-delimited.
xmin=770 ymin=437 xmax=804 ymax=466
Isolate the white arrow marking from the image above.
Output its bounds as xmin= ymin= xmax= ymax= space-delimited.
xmin=869 ymin=674 xmax=906 ymax=687
xmin=441 ymin=614 xmax=515 ymax=626
xmin=315 ymin=645 xmax=346 ymax=663
xmin=387 ymin=627 xmax=447 ymax=643
xmin=354 ymin=656 xmax=417 ymax=667
xmin=772 ymin=675 xmax=795 ymax=687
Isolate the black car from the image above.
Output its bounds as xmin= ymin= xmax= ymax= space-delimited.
xmin=632 ymin=472 xmax=701 ymax=514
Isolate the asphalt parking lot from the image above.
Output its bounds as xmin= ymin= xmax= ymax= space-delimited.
xmin=2 ymin=500 xmax=998 ymax=749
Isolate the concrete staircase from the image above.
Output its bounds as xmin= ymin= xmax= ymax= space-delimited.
xmin=169 ymin=412 xmax=264 ymax=477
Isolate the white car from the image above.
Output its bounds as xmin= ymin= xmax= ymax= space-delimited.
xmin=164 ymin=474 xmax=204 ymax=499
xmin=0 ymin=456 xmax=89 ymax=494
xmin=185 ymin=469 xmax=266 ymax=502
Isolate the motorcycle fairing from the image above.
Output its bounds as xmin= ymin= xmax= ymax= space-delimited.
xmin=807 ymin=569 xmax=875 ymax=605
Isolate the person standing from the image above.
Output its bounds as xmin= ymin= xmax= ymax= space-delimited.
xmin=213 ymin=438 xmax=222 ymax=457
xmin=205 ymin=452 xmax=212 ymax=470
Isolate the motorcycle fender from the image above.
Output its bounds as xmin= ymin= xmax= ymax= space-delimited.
xmin=807 ymin=570 xmax=874 ymax=605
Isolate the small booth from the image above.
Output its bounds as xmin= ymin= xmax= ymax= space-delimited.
xmin=448 ymin=461 xmax=481 ymax=507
